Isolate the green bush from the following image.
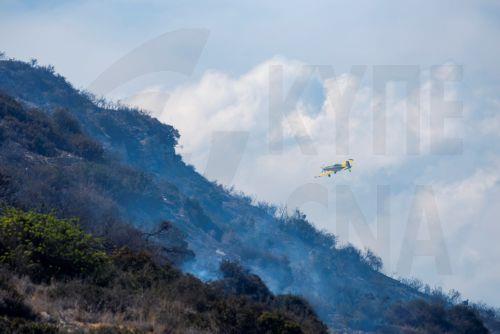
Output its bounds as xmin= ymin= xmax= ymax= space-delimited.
xmin=0 ymin=208 xmax=109 ymax=282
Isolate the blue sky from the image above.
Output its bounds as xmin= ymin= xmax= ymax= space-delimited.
xmin=2 ymin=0 xmax=500 ymax=307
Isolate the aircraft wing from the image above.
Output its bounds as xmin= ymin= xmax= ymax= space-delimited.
xmin=315 ymin=170 xmax=334 ymax=178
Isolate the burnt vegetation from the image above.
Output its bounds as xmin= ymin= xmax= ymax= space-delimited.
xmin=0 ymin=209 xmax=328 ymax=333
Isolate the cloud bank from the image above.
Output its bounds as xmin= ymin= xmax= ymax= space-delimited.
xmin=128 ymin=58 xmax=500 ymax=306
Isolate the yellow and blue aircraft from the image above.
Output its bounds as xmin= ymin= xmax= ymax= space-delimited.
xmin=315 ymin=159 xmax=354 ymax=178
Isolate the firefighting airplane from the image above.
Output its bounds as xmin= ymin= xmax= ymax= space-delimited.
xmin=315 ymin=159 xmax=354 ymax=178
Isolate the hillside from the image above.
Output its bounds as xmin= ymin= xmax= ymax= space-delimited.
xmin=0 ymin=208 xmax=329 ymax=333
xmin=0 ymin=58 xmax=495 ymax=332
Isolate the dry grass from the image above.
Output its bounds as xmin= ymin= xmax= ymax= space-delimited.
xmin=8 ymin=275 xmax=212 ymax=334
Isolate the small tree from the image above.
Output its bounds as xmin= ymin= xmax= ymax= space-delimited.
xmin=0 ymin=51 xmax=5 ymax=60
xmin=45 ymin=64 xmax=55 ymax=73
xmin=363 ymin=249 xmax=383 ymax=271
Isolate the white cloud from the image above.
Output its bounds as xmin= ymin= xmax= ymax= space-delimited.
xmin=128 ymin=59 xmax=500 ymax=306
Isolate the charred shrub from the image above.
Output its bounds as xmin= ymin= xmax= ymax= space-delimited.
xmin=213 ymin=260 xmax=273 ymax=303
xmin=383 ymin=299 xmax=489 ymax=334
